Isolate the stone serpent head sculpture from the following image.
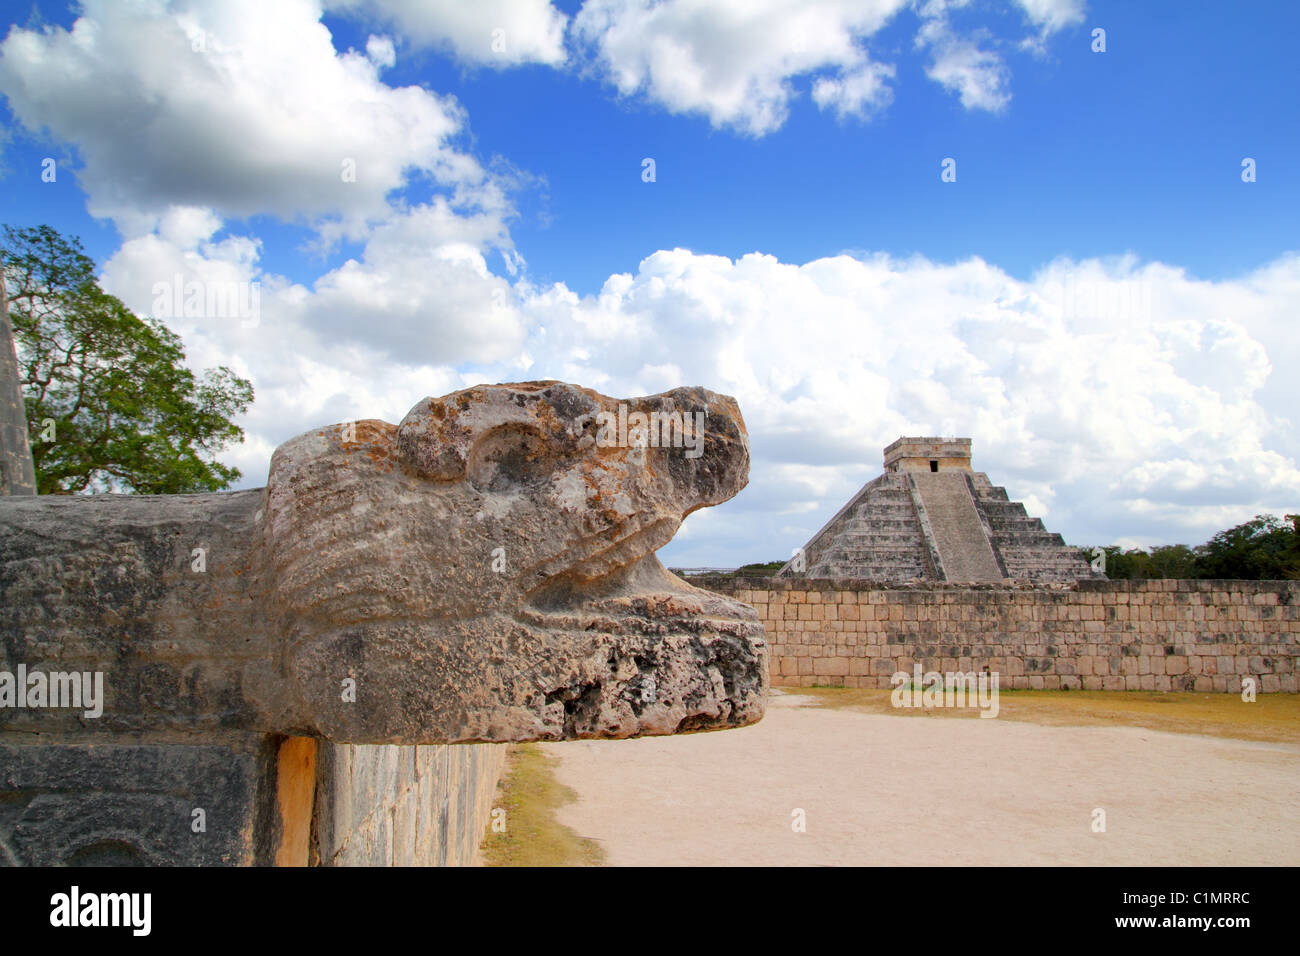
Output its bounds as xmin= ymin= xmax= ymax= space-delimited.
xmin=0 ymin=382 xmax=767 ymax=744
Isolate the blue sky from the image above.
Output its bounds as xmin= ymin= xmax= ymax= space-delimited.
xmin=1 ymin=0 xmax=1298 ymax=566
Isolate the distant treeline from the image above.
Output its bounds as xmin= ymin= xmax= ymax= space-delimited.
xmin=1089 ymin=513 xmax=1299 ymax=581
xmin=670 ymin=561 xmax=786 ymax=579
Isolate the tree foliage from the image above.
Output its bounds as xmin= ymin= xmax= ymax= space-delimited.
xmin=1087 ymin=514 xmax=1300 ymax=581
xmin=1195 ymin=513 xmax=1300 ymax=580
xmin=2 ymin=224 xmax=253 ymax=494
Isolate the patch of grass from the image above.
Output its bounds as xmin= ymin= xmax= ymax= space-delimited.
xmin=785 ymin=687 xmax=1300 ymax=745
xmin=479 ymin=743 xmax=606 ymax=867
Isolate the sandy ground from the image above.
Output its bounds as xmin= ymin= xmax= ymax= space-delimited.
xmin=539 ymin=693 xmax=1300 ymax=866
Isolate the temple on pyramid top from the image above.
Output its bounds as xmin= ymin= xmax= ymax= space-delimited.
xmin=779 ymin=437 xmax=1100 ymax=583
xmin=883 ymin=436 xmax=972 ymax=473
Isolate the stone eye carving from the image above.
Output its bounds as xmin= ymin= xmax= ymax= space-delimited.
xmin=467 ymin=424 xmax=560 ymax=493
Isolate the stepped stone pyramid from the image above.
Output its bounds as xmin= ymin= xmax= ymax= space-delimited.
xmin=778 ymin=437 xmax=1099 ymax=583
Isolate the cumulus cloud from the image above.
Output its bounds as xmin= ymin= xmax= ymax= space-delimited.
xmin=365 ymin=33 xmax=397 ymax=68
xmin=326 ymin=0 xmax=569 ymax=66
xmin=914 ymin=1 xmax=1012 ymax=112
xmin=918 ymin=27 xmax=1010 ymax=111
xmin=914 ymin=0 xmax=1085 ymax=111
xmin=574 ymin=0 xmax=908 ymax=136
xmin=102 ymin=197 xmax=529 ymax=373
xmin=812 ymin=61 xmax=896 ymax=122
xmin=1013 ymin=0 xmax=1086 ymax=52
xmin=0 ymin=0 xmax=489 ymax=233
xmin=572 ymin=0 xmax=1086 ymax=134
xmin=299 ymin=199 xmax=529 ymax=365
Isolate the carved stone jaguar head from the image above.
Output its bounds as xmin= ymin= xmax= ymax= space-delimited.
xmin=262 ymin=381 xmax=767 ymax=743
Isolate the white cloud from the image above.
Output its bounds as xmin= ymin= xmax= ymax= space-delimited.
xmin=300 ymin=199 xmax=529 ymax=365
xmin=365 ymin=33 xmax=397 ymax=68
xmin=1013 ymin=0 xmax=1086 ymax=50
xmin=919 ymin=28 xmax=1011 ymax=111
xmin=574 ymin=0 xmax=907 ymax=136
xmin=914 ymin=0 xmax=1085 ymax=110
xmin=915 ymin=2 xmax=1011 ymax=112
xmin=571 ymin=0 xmax=1084 ymax=134
xmin=103 ymin=197 xmax=528 ymax=367
xmin=812 ymin=61 xmax=896 ymax=121
xmin=0 ymin=0 xmax=489 ymax=233
xmin=327 ymin=0 xmax=569 ymax=66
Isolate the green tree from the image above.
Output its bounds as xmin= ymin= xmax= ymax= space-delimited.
xmin=1194 ymin=513 xmax=1299 ymax=580
xmin=1091 ymin=545 xmax=1151 ymax=580
xmin=1090 ymin=516 xmax=1298 ymax=580
xmin=1146 ymin=544 xmax=1198 ymax=578
xmin=1 ymin=224 xmax=253 ymax=494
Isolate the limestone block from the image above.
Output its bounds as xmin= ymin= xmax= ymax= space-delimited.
xmin=0 ymin=740 xmax=268 ymax=865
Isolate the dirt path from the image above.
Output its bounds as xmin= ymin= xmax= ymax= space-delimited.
xmin=539 ymin=693 xmax=1300 ymax=866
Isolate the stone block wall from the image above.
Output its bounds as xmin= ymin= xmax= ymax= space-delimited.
xmin=697 ymin=577 xmax=1300 ymax=693
xmin=312 ymin=742 xmax=506 ymax=866
xmin=0 ymin=737 xmax=507 ymax=866
xmin=0 ymin=738 xmax=277 ymax=866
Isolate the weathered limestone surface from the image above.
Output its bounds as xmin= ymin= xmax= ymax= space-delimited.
xmin=0 ymin=381 xmax=767 ymax=743
xmin=0 ymin=739 xmax=275 ymax=865
xmin=312 ymin=742 xmax=506 ymax=866
xmin=0 ymin=381 xmax=766 ymax=865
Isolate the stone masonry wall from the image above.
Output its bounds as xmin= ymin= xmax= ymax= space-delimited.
xmin=312 ymin=742 xmax=506 ymax=866
xmin=698 ymin=577 xmax=1300 ymax=693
